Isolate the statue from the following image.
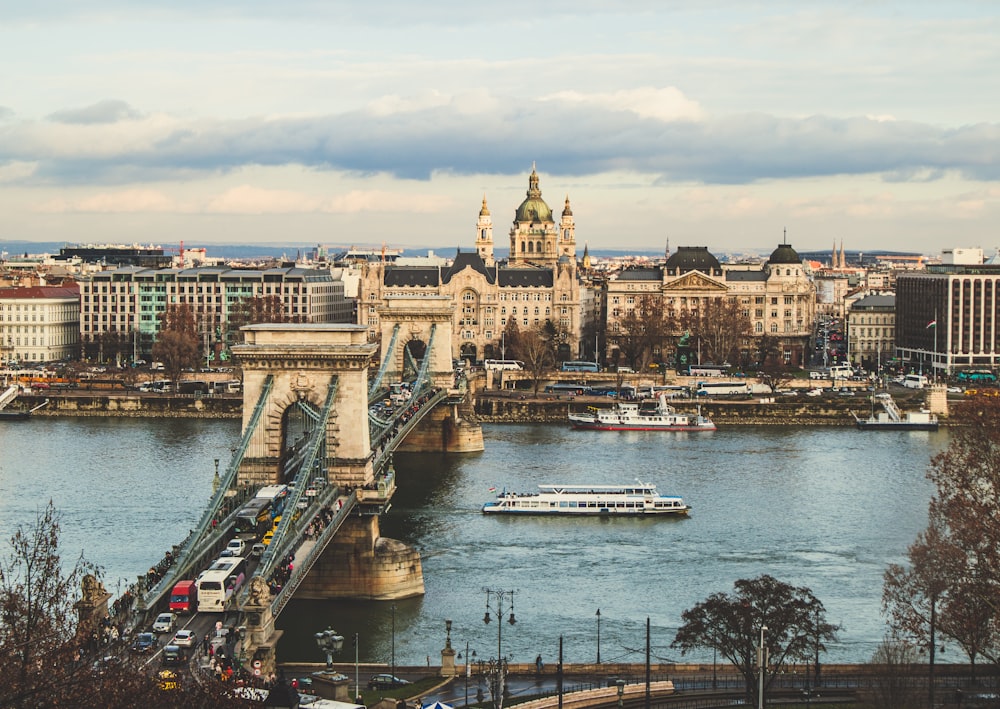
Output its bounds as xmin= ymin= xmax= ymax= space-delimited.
xmin=81 ymin=574 xmax=105 ymax=604
xmin=678 ymin=330 xmax=691 ymax=347
xmin=248 ymin=576 xmax=271 ymax=607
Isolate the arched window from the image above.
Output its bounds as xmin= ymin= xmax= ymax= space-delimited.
xmin=528 ymin=242 xmax=534 ymax=253
xmin=481 ymin=229 xmax=487 ymax=239
xmin=520 ymin=242 xmax=526 ymax=253
xmin=536 ymin=241 xmax=542 ymax=253
xmin=770 ymin=323 xmax=778 ymax=333
xmin=755 ymin=322 xmax=764 ymax=333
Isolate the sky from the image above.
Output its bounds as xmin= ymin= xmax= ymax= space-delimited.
xmin=1 ymin=1 xmax=999 ymax=257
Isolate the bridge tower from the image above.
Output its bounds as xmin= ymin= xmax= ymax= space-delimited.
xmin=234 ymin=324 xmax=378 ymax=489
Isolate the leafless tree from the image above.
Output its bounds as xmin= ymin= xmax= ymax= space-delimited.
xmin=152 ymin=304 xmax=200 ymax=388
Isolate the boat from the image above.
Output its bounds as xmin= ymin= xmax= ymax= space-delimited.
xmin=568 ymin=393 xmax=716 ymax=432
xmin=0 ymin=399 xmax=49 ymax=421
xmin=481 ymin=481 xmax=690 ymax=516
xmin=853 ymin=394 xmax=939 ymax=431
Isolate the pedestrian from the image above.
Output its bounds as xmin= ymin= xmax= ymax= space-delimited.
xmin=203 ymin=632 xmax=210 ymax=655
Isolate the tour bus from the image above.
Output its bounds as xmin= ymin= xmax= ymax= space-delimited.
xmin=695 ymin=381 xmax=752 ymax=397
xmin=956 ymin=370 xmax=997 ymax=384
xmin=233 ymin=484 xmax=289 ymax=540
xmin=484 ymin=360 xmax=524 ymax=371
xmin=544 ymin=383 xmax=593 ymax=395
xmin=903 ymin=374 xmax=929 ymax=389
xmin=561 ymin=360 xmax=600 ymax=373
xmin=168 ymin=580 xmax=198 ymax=614
xmin=196 ymin=557 xmax=247 ymax=613
xmin=687 ymin=364 xmax=728 ymax=377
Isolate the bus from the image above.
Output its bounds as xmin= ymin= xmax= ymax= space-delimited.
xmin=561 ymin=361 xmax=600 ymax=372
xmin=956 ymin=370 xmax=997 ymax=383
xmin=828 ymin=365 xmax=853 ymax=380
xmin=233 ymin=485 xmax=289 ymax=540
xmin=903 ymin=374 xmax=928 ymax=389
xmin=695 ymin=381 xmax=752 ymax=397
xmin=484 ymin=360 xmax=524 ymax=371
xmin=196 ymin=557 xmax=247 ymax=613
xmin=687 ymin=365 xmax=728 ymax=377
xmin=544 ymin=383 xmax=593 ymax=395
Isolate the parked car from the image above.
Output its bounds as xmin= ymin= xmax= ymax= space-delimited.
xmin=131 ymin=632 xmax=157 ymax=654
xmin=171 ymin=629 xmax=197 ymax=648
xmin=368 ymin=674 xmax=410 ymax=689
xmin=152 ymin=612 xmax=176 ymax=634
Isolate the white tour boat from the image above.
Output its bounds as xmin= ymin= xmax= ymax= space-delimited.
xmin=568 ymin=393 xmax=716 ymax=432
xmin=481 ymin=482 xmax=691 ymax=516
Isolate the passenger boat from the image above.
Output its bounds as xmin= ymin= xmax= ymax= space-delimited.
xmin=481 ymin=482 xmax=690 ymax=516
xmin=853 ymin=394 xmax=939 ymax=431
xmin=568 ymin=393 xmax=716 ymax=432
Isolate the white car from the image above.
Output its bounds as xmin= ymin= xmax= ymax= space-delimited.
xmin=171 ymin=629 xmax=197 ymax=648
xmin=152 ymin=612 xmax=176 ymax=634
xmin=226 ymin=538 xmax=246 ymax=557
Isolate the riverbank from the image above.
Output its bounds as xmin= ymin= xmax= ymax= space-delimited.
xmin=13 ymin=391 xmax=242 ymax=418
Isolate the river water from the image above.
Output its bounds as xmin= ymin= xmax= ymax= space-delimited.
xmin=0 ymin=418 xmax=945 ymax=667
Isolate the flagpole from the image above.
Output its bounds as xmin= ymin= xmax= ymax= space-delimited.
xmin=933 ymin=307 xmax=938 ymax=381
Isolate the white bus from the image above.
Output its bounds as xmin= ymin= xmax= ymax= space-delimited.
xmin=828 ymin=365 xmax=853 ymax=380
xmin=484 ymin=360 xmax=524 ymax=371
xmin=196 ymin=557 xmax=247 ymax=613
xmin=695 ymin=381 xmax=752 ymax=397
xmin=903 ymin=374 xmax=928 ymax=389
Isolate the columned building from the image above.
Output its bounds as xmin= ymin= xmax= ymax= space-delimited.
xmin=0 ymin=285 xmax=81 ymax=363
xmin=359 ymin=168 xmax=581 ymax=362
xmin=846 ymin=294 xmax=895 ymax=370
xmin=897 ymin=264 xmax=1000 ymax=375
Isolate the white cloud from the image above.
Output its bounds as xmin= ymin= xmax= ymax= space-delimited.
xmin=0 ymin=161 xmax=38 ymax=182
xmin=36 ymin=189 xmax=178 ymax=213
xmin=541 ymin=87 xmax=704 ymax=122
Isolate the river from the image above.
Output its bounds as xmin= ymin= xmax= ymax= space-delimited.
xmin=0 ymin=418 xmax=945 ymax=667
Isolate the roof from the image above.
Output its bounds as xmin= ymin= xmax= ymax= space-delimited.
xmin=514 ymin=167 xmax=553 ymax=224
xmin=665 ymin=246 xmax=721 ymax=274
xmin=442 ymin=251 xmax=495 ymax=285
xmin=384 ymin=267 xmax=440 ymax=288
xmin=497 ymin=268 xmax=554 ymax=288
xmin=0 ymin=285 xmax=80 ymax=300
xmin=767 ymin=243 xmax=802 ymax=265
xmin=617 ymin=268 xmax=663 ymax=281
xmin=851 ymin=294 xmax=896 ymax=309
xmin=725 ymin=270 xmax=767 ymax=282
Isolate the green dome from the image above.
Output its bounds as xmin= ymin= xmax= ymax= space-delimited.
xmin=514 ymin=167 xmax=553 ymax=223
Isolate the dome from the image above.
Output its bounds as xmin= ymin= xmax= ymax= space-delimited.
xmin=479 ymin=195 xmax=490 ymax=217
xmin=664 ymin=246 xmax=721 ymax=274
xmin=768 ymin=243 xmax=802 ymax=265
xmin=514 ymin=166 xmax=553 ymax=223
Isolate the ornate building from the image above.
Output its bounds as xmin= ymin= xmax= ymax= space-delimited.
xmin=360 ymin=168 xmax=581 ymax=362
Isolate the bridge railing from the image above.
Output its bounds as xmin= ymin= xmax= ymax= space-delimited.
xmin=141 ymin=374 xmax=275 ymax=610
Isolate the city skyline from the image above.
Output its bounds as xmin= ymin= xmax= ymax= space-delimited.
xmin=1 ymin=2 xmax=999 ymax=256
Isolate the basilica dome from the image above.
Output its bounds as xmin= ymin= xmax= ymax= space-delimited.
xmin=514 ymin=166 xmax=553 ymax=223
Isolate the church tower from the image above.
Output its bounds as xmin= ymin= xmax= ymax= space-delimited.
xmin=509 ymin=164 xmax=560 ymax=267
xmin=475 ymin=195 xmax=494 ymax=266
xmin=559 ymin=195 xmax=577 ymax=261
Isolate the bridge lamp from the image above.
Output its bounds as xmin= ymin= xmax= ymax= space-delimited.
xmin=314 ymin=627 xmax=344 ymax=670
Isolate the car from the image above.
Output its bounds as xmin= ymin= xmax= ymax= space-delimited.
xmin=226 ymin=538 xmax=246 ymax=557
xmin=152 ymin=612 xmax=176 ymax=634
xmin=367 ymin=674 xmax=410 ymax=690
xmin=947 ymin=386 xmax=964 ymax=393
xmin=250 ymin=542 xmax=266 ymax=558
xmin=262 ymin=529 xmax=274 ymax=546
xmin=131 ymin=631 xmax=158 ymax=654
xmin=171 ymin=629 xmax=197 ymax=648
xmin=874 ymin=392 xmax=892 ymax=400
xmin=162 ymin=644 xmax=188 ymax=667
xmin=805 ymin=388 xmax=823 ymax=397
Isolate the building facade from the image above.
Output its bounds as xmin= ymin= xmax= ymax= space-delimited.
xmin=361 ymin=169 xmax=581 ymax=362
xmin=80 ymin=266 xmax=347 ymax=358
xmin=846 ymin=294 xmax=896 ymax=370
xmin=897 ymin=265 xmax=1000 ymax=375
xmin=0 ymin=286 xmax=80 ymax=363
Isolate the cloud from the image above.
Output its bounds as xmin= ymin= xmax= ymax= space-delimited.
xmin=37 ymin=188 xmax=179 ymax=213
xmin=47 ymin=100 xmax=142 ymax=125
xmin=2 ymin=92 xmax=999 ymax=189
xmin=0 ymin=161 xmax=38 ymax=182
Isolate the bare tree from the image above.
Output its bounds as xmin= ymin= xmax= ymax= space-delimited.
xmin=151 ymin=304 xmax=200 ymax=388
xmin=679 ymin=297 xmax=752 ymax=365
xmin=227 ymin=294 xmax=304 ymax=344
xmin=511 ymin=324 xmax=556 ymax=395
xmin=865 ymin=638 xmax=924 ymax=709
xmin=614 ymin=295 xmax=675 ymax=370
xmin=672 ymin=574 xmax=838 ymax=707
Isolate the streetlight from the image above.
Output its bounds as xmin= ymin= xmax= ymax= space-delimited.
xmin=616 ymin=679 xmax=625 ymax=709
xmin=758 ymin=625 xmax=768 ymax=709
xmin=458 ymin=641 xmax=477 ymax=708
xmin=482 ymin=588 xmax=517 ymax=709
xmin=391 ymin=604 xmax=396 ymax=683
xmin=353 ymin=633 xmax=360 ymax=704
xmin=314 ymin=627 xmax=344 ymax=671
xmin=595 ymin=609 xmax=601 ymax=664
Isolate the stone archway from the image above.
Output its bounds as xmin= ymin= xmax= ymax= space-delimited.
xmin=377 ymin=296 xmax=455 ymax=389
xmin=232 ymin=324 xmax=378 ymax=489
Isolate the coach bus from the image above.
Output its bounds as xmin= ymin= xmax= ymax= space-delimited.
xmin=196 ymin=557 xmax=247 ymax=613
xmin=687 ymin=364 xmax=728 ymax=377
xmin=956 ymin=370 xmax=997 ymax=384
xmin=233 ymin=485 xmax=289 ymax=540
xmin=695 ymin=381 xmax=752 ymax=397
xmin=484 ymin=360 xmax=524 ymax=371
xmin=561 ymin=361 xmax=600 ymax=372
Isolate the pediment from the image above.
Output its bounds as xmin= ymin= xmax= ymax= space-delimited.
xmin=665 ymin=271 xmax=728 ymax=292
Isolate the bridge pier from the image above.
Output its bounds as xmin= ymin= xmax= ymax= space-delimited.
xmin=293 ymin=515 xmax=424 ymax=600
xmin=396 ymin=399 xmax=484 ymax=453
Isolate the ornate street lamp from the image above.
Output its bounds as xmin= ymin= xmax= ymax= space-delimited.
xmin=457 ymin=641 xmax=477 ymax=708
xmin=314 ymin=627 xmax=344 ymax=670
xmin=482 ymin=588 xmax=517 ymax=709
xmin=596 ymin=609 xmax=601 ymax=664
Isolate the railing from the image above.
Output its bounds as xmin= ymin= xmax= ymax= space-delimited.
xmin=142 ymin=374 xmax=275 ymax=608
xmin=368 ymin=324 xmax=400 ymax=397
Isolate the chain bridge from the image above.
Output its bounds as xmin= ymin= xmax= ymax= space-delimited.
xmin=136 ymin=298 xmax=482 ymax=674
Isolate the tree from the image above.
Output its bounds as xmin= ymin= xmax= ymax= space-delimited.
xmin=511 ymin=324 xmax=556 ymax=395
xmin=0 ymin=501 xmax=246 ymax=708
xmin=677 ymin=297 xmax=752 ymax=366
xmin=151 ymin=304 xmax=200 ymax=388
xmin=672 ymin=574 xmax=838 ymax=706
xmin=226 ymin=294 xmax=303 ymax=345
xmin=866 ymin=638 xmax=924 ymax=709
xmin=614 ymin=295 xmax=675 ymax=370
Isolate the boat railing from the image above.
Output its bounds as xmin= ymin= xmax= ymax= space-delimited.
xmin=880 ymin=396 xmax=903 ymax=422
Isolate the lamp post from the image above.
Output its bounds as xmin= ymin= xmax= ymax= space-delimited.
xmin=595 ymin=609 xmax=601 ymax=664
xmin=391 ymin=603 xmax=396 ymax=682
xmin=482 ymin=588 xmax=517 ymax=709
xmin=758 ymin=625 xmax=768 ymax=709
xmin=354 ymin=633 xmax=360 ymax=703
xmin=314 ymin=627 xmax=344 ymax=671
xmin=616 ymin=679 xmax=625 ymax=709
xmin=458 ymin=641 xmax=477 ymax=708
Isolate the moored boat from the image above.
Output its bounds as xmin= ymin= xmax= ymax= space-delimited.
xmin=853 ymin=394 xmax=939 ymax=431
xmin=481 ymin=481 xmax=690 ymax=516
xmin=568 ymin=393 xmax=715 ymax=432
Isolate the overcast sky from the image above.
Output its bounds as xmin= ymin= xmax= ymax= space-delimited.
xmin=2 ymin=1 xmax=999 ymax=257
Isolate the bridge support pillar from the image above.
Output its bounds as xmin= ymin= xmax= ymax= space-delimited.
xmin=294 ymin=515 xmax=424 ymax=600
xmin=397 ymin=399 xmax=484 ymax=453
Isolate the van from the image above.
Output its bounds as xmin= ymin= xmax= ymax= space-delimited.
xmin=903 ymin=374 xmax=928 ymax=389
xmin=169 ymin=580 xmax=198 ymax=614
xmin=809 ymin=371 xmax=824 ymax=380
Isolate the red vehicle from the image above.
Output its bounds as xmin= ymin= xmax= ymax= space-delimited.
xmin=169 ymin=580 xmax=198 ymax=614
